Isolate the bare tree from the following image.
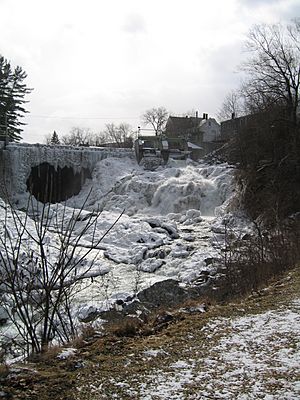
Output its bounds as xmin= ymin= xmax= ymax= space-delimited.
xmin=141 ymin=107 xmax=169 ymax=135
xmin=101 ymin=123 xmax=133 ymax=147
xmin=61 ymin=127 xmax=95 ymax=146
xmin=0 ymin=195 xmax=123 ymax=356
xmin=103 ymin=123 xmax=122 ymax=146
xmin=217 ymin=90 xmax=244 ymax=121
xmin=241 ymin=21 xmax=300 ymax=123
xmin=118 ymin=123 xmax=133 ymax=143
xmin=59 ymin=124 xmax=134 ymax=148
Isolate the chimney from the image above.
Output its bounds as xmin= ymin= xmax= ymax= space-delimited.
xmin=231 ymin=112 xmax=235 ymax=119
xmin=202 ymin=113 xmax=206 ymax=119
xmin=196 ymin=111 xmax=198 ymax=119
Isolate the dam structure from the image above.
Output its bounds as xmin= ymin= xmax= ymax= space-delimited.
xmin=0 ymin=142 xmax=134 ymax=203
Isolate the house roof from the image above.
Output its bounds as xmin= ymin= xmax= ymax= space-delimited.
xmin=166 ymin=116 xmax=203 ymax=131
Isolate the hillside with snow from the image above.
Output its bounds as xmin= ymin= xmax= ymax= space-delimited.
xmin=1 ymin=265 xmax=300 ymax=399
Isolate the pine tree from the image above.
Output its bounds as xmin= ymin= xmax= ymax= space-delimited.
xmin=50 ymin=130 xmax=60 ymax=145
xmin=0 ymin=55 xmax=32 ymax=142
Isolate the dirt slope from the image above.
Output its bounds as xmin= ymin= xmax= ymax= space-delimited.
xmin=1 ymin=267 xmax=300 ymax=399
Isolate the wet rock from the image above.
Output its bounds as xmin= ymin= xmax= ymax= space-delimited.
xmin=211 ymin=225 xmax=225 ymax=234
xmin=77 ymin=306 xmax=101 ymax=323
xmin=137 ymin=279 xmax=189 ymax=309
xmin=121 ymin=301 xmax=149 ymax=317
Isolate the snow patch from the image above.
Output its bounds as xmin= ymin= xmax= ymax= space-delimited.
xmin=57 ymin=347 xmax=77 ymax=360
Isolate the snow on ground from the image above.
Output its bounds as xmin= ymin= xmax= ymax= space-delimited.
xmin=57 ymin=347 xmax=77 ymax=360
xmin=106 ymin=299 xmax=300 ymax=399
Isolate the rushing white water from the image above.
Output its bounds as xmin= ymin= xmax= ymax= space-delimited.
xmin=1 ymin=156 xmax=242 ymax=326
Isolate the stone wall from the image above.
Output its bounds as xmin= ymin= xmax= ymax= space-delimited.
xmin=0 ymin=143 xmax=134 ymax=201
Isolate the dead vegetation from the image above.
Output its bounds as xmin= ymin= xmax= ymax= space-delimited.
xmin=0 ymin=265 xmax=299 ymax=399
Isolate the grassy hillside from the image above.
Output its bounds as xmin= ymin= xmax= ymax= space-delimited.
xmin=1 ymin=265 xmax=299 ymax=399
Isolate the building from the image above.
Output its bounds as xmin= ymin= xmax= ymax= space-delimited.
xmin=220 ymin=113 xmax=260 ymax=141
xmin=165 ymin=112 xmax=222 ymax=156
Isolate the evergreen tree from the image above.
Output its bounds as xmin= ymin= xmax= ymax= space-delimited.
xmin=0 ymin=55 xmax=32 ymax=142
xmin=50 ymin=130 xmax=60 ymax=145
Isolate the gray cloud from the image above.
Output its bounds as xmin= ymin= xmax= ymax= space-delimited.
xmin=239 ymin=0 xmax=300 ymax=19
xmin=2 ymin=0 xmax=298 ymax=143
xmin=280 ymin=2 xmax=300 ymax=20
xmin=239 ymin=0 xmax=280 ymax=7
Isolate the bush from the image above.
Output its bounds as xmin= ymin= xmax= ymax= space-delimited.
xmin=220 ymin=216 xmax=300 ymax=297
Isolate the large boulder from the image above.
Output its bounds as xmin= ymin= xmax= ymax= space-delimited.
xmin=136 ymin=279 xmax=189 ymax=309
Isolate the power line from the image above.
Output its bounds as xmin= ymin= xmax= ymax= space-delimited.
xmin=25 ymin=115 xmax=140 ymax=120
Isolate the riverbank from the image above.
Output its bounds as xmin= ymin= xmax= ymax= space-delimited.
xmin=1 ymin=265 xmax=299 ymax=399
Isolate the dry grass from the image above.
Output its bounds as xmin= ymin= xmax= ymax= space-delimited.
xmin=108 ymin=317 xmax=144 ymax=338
xmin=0 ymin=363 xmax=9 ymax=378
xmin=1 ymin=266 xmax=299 ymax=399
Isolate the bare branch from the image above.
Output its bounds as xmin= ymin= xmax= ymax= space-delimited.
xmin=141 ymin=107 xmax=169 ymax=135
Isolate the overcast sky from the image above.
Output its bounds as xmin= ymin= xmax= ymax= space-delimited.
xmin=0 ymin=0 xmax=299 ymax=143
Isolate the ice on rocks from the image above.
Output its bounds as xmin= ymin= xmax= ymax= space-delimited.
xmin=140 ymin=258 xmax=164 ymax=273
xmin=0 ymin=157 xmax=237 ymax=339
xmin=169 ymin=243 xmax=190 ymax=258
